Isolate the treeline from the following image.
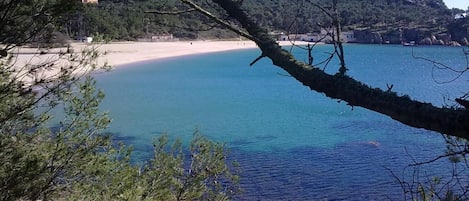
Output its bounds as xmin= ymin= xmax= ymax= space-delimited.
xmin=242 ymin=0 xmax=454 ymax=33
xmin=62 ymin=0 xmax=238 ymax=41
xmin=60 ymin=0 xmax=460 ymax=41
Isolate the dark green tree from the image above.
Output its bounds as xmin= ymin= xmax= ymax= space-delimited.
xmin=0 ymin=0 xmax=239 ymax=200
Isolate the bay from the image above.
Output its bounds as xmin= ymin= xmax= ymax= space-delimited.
xmin=95 ymin=44 xmax=469 ymax=200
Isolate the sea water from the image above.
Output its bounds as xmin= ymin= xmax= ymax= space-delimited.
xmin=94 ymin=44 xmax=469 ymax=200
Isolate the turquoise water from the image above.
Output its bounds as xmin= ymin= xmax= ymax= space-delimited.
xmin=95 ymin=44 xmax=468 ymax=200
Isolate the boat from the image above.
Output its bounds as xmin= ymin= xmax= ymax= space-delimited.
xmin=402 ymin=41 xmax=416 ymax=46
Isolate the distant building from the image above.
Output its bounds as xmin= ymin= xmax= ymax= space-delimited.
xmin=276 ymin=28 xmax=356 ymax=43
xmin=455 ymin=12 xmax=468 ymax=19
xmin=320 ymin=28 xmax=356 ymax=43
xmin=151 ymin=34 xmax=174 ymax=41
xmin=137 ymin=34 xmax=177 ymax=42
xmin=82 ymin=0 xmax=98 ymax=4
xmin=278 ymin=33 xmax=318 ymax=42
xmin=341 ymin=31 xmax=356 ymax=43
xmin=269 ymin=31 xmax=285 ymax=36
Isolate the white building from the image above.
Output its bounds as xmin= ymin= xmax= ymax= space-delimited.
xmin=82 ymin=0 xmax=98 ymax=3
xmin=277 ymin=29 xmax=356 ymax=43
xmin=455 ymin=13 xmax=468 ymax=19
xmin=341 ymin=31 xmax=356 ymax=43
xmin=151 ymin=34 xmax=174 ymax=41
xmin=319 ymin=28 xmax=356 ymax=43
xmin=278 ymin=33 xmax=319 ymax=42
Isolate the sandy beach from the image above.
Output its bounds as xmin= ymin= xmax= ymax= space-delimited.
xmin=87 ymin=40 xmax=311 ymax=67
xmin=9 ymin=40 xmax=310 ymax=83
xmin=93 ymin=40 xmax=259 ymax=67
xmin=13 ymin=40 xmax=311 ymax=67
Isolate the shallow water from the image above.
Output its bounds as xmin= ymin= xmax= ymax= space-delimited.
xmin=95 ymin=44 xmax=468 ymax=200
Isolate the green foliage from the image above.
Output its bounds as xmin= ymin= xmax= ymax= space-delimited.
xmin=60 ymin=0 xmax=454 ymax=41
xmin=0 ymin=73 xmax=113 ymax=200
xmin=64 ymin=131 xmax=240 ymax=201
xmin=415 ymin=177 xmax=462 ymax=201
xmin=141 ymin=133 xmax=239 ymax=200
xmin=0 ymin=71 xmax=239 ymax=200
xmin=0 ymin=0 xmax=80 ymax=47
xmin=241 ymin=0 xmax=451 ymax=33
xmin=0 ymin=49 xmax=239 ymax=199
xmin=1 ymin=1 xmax=239 ymax=199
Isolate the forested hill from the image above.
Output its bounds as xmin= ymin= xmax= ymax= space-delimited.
xmin=242 ymin=0 xmax=450 ymax=32
xmin=65 ymin=0 xmax=466 ymax=43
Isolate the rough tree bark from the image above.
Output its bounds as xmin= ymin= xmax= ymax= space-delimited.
xmin=181 ymin=0 xmax=469 ymax=140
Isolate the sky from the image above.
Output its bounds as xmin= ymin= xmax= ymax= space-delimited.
xmin=442 ymin=0 xmax=468 ymax=10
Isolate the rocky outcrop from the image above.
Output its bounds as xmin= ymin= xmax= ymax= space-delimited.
xmin=353 ymin=28 xmax=427 ymax=45
xmin=421 ymin=37 xmax=432 ymax=45
xmin=381 ymin=30 xmax=402 ymax=44
xmin=449 ymin=41 xmax=462 ymax=46
xmin=447 ymin=18 xmax=469 ymax=46
xmin=436 ymin=34 xmax=451 ymax=44
xmin=461 ymin=37 xmax=469 ymax=46
xmin=354 ymin=30 xmax=383 ymax=44
xmin=402 ymin=28 xmax=421 ymax=42
xmin=353 ymin=26 xmax=467 ymax=46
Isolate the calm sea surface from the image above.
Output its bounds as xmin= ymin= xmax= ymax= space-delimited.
xmin=95 ymin=44 xmax=469 ymax=200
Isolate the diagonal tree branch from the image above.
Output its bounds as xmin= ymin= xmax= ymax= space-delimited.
xmin=180 ymin=0 xmax=255 ymax=41
xmin=184 ymin=0 xmax=469 ymax=140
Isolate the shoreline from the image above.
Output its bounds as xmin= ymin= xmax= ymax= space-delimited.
xmin=8 ymin=40 xmax=311 ymax=82
xmin=10 ymin=40 xmax=465 ymax=72
xmin=92 ymin=40 xmax=312 ymax=68
xmin=96 ymin=40 xmax=259 ymax=67
xmin=10 ymin=41 xmax=256 ymax=66
xmin=11 ymin=40 xmax=312 ymax=68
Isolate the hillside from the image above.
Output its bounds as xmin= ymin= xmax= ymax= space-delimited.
xmin=242 ymin=0 xmax=449 ymax=31
xmin=63 ymin=0 xmax=468 ymax=45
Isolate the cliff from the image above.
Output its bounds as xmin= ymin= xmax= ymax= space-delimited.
xmin=353 ymin=17 xmax=469 ymax=46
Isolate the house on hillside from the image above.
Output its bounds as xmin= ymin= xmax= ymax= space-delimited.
xmin=82 ymin=0 xmax=98 ymax=4
xmin=278 ymin=33 xmax=319 ymax=42
xmin=455 ymin=12 xmax=468 ymax=20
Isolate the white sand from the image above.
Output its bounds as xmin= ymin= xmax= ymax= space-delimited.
xmin=93 ymin=41 xmax=258 ymax=67
xmin=8 ymin=40 xmax=310 ymax=83
xmin=13 ymin=40 xmax=309 ymax=67
xmin=91 ymin=40 xmax=309 ymax=67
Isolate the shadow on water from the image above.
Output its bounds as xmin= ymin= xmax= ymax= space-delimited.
xmin=49 ymin=122 xmax=455 ymax=200
xmin=50 ymin=124 xmax=156 ymax=162
xmin=90 ymin=46 xmax=468 ymax=200
xmin=230 ymin=135 xmax=278 ymax=148
xmin=230 ymin=138 xmax=253 ymax=147
xmin=254 ymin=134 xmax=278 ymax=141
xmin=226 ymin=119 xmax=450 ymax=200
xmin=229 ymin=140 xmax=440 ymax=200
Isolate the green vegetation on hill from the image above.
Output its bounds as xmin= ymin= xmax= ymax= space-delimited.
xmin=62 ymin=0 xmax=464 ymax=41
xmin=242 ymin=0 xmax=451 ymax=32
xmin=66 ymin=0 xmax=238 ymax=40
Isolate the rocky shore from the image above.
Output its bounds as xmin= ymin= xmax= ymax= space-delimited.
xmin=353 ymin=18 xmax=469 ymax=46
